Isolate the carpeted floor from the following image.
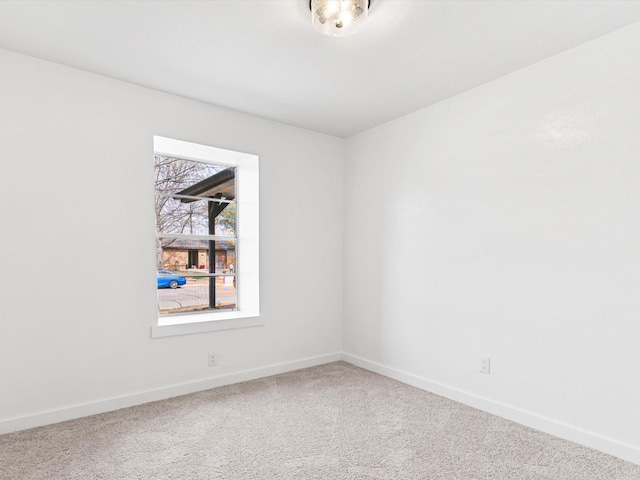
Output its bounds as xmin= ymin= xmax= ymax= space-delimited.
xmin=1 ymin=361 xmax=638 ymax=479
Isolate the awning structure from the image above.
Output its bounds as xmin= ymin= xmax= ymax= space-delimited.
xmin=176 ymin=168 xmax=235 ymax=202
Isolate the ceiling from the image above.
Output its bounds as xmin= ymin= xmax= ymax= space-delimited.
xmin=0 ymin=1 xmax=639 ymax=138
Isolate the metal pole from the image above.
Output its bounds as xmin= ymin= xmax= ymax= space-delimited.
xmin=208 ymin=202 xmax=216 ymax=309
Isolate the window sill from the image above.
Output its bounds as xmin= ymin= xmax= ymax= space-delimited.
xmin=151 ymin=311 xmax=262 ymax=338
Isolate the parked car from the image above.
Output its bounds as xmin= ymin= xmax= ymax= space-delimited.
xmin=157 ymin=270 xmax=187 ymax=289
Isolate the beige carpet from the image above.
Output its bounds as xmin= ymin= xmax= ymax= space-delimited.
xmin=1 ymin=361 xmax=638 ymax=479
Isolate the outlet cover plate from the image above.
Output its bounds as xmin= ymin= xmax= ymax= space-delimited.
xmin=480 ymin=356 xmax=491 ymax=374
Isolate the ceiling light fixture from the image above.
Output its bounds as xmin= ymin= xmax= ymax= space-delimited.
xmin=310 ymin=0 xmax=370 ymax=37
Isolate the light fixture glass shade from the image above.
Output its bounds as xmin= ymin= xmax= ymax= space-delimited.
xmin=311 ymin=0 xmax=369 ymax=37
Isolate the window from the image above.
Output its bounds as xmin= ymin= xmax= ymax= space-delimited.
xmin=152 ymin=136 xmax=259 ymax=336
xmin=155 ymin=156 xmax=237 ymax=313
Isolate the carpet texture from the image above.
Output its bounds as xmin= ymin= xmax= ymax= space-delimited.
xmin=1 ymin=361 xmax=638 ymax=479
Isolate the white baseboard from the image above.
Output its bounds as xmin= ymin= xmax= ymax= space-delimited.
xmin=341 ymin=353 xmax=640 ymax=466
xmin=0 ymin=352 xmax=342 ymax=436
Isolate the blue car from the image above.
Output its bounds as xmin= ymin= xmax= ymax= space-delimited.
xmin=157 ymin=270 xmax=187 ymax=289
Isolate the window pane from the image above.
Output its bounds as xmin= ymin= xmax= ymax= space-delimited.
xmin=154 ymin=152 xmax=239 ymax=316
xmin=157 ymin=275 xmax=237 ymax=315
xmin=155 ymin=196 xmax=235 ymax=236
xmin=157 ymin=239 xmax=236 ymax=273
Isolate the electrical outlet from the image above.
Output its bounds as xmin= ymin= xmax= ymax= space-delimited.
xmin=479 ymin=356 xmax=491 ymax=374
xmin=208 ymin=352 xmax=218 ymax=367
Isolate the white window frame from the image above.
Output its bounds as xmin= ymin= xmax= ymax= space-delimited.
xmin=151 ymin=136 xmax=260 ymax=338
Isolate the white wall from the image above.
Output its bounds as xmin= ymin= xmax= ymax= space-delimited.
xmin=0 ymin=48 xmax=343 ymax=427
xmin=343 ymin=22 xmax=640 ymax=461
